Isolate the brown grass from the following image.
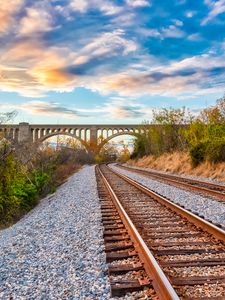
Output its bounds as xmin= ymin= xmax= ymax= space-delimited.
xmin=128 ymin=152 xmax=225 ymax=183
xmin=53 ymin=162 xmax=81 ymax=186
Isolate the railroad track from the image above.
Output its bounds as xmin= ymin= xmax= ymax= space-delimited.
xmin=96 ymin=164 xmax=225 ymax=299
xmin=117 ymin=164 xmax=225 ymax=202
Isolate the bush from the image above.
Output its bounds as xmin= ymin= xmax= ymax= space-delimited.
xmin=33 ymin=171 xmax=51 ymax=194
xmin=0 ymin=153 xmax=22 ymax=223
xmin=0 ymin=194 xmax=21 ymax=224
xmin=131 ymin=135 xmax=148 ymax=159
xmin=183 ymin=97 xmax=225 ymax=166
xmin=0 ymin=136 xmax=83 ymax=228
xmin=190 ymin=142 xmax=207 ymax=167
xmin=14 ymin=182 xmax=38 ymax=209
xmin=206 ymin=139 xmax=225 ymax=163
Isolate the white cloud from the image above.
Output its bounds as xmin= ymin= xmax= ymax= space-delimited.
xmin=21 ymin=101 xmax=83 ymax=118
xmin=173 ymin=19 xmax=183 ymax=26
xmin=69 ymin=0 xmax=122 ymax=15
xmin=138 ymin=25 xmax=185 ymax=40
xmin=185 ymin=11 xmax=196 ymax=18
xmin=70 ymin=0 xmax=88 ymax=13
xmin=110 ymin=13 xmax=135 ymax=27
xmin=187 ymin=33 xmax=202 ymax=41
xmin=68 ymin=0 xmax=151 ymax=17
xmin=75 ymin=29 xmax=137 ymax=60
xmin=138 ymin=28 xmax=161 ymax=38
xmin=100 ymin=100 xmax=146 ymax=119
xmin=83 ymin=50 xmax=225 ymax=98
xmin=77 ymin=98 xmax=154 ymax=119
xmin=162 ymin=25 xmax=185 ymax=38
xmin=0 ymin=99 xmax=154 ymax=120
xmin=167 ymin=52 xmax=225 ymax=71
xmin=126 ymin=0 xmax=151 ymax=7
xmin=19 ymin=6 xmax=54 ymax=35
xmin=100 ymin=3 xmax=122 ymax=15
xmin=0 ymin=101 xmax=83 ymax=118
xmin=202 ymin=0 xmax=225 ymax=25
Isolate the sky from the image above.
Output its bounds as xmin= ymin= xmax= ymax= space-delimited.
xmin=0 ymin=0 xmax=225 ymax=124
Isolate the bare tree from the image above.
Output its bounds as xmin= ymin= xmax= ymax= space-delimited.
xmin=0 ymin=110 xmax=17 ymax=124
xmin=0 ymin=111 xmax=18 ymax=159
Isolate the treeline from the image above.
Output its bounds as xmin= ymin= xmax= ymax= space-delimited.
xmin=0 ymin=123 xmax=90 ymax=228
xmin=131 ymin=95 xmax=225 ymax=166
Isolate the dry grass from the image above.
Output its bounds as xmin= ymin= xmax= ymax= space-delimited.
xmin=53 ymin=162 xmax=81 ymax=186
xmin=128 ymin=152 xmax=225 ymax=183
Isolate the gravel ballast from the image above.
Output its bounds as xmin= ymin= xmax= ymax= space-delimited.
xmin=125 ymin=164 xmax=225 ymax=186
xmin=0 ymin=166 xmax=110 ymax=300
xmin=111 ymin=164 xmax=225 ymax=229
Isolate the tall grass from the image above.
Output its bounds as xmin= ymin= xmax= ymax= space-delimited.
xmin=128 ymin=152 xmax=225 ymax=182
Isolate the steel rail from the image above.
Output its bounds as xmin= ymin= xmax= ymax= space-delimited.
xmin=118 ymin=164 xmax=225 ymax=202
xmin=108 ymin=164 xmax=225 ymax=243
xmin=97 ymin=165 xmax=180 ymax=300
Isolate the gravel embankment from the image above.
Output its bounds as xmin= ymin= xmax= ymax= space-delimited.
xmin=111 ymin=164 xmax=225 ymax=229
xmin=0 ymin=166 xmax=110 ymax=300
xmin=124 ymin=164 xmax=225 ymax=186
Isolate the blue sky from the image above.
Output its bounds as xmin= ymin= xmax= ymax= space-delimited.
xmin=0 ymin=0 xmax=225 ymax=124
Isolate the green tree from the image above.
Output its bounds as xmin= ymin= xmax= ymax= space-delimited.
xmin=183 ymin=95 xmax=225 ymax=165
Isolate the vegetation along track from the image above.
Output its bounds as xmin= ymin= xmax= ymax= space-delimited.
xmin=118 ymin=164 xmax=225 ymax=203
xmin=97 ymin=164 xmax=225 ymax=299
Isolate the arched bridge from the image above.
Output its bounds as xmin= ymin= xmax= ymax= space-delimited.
xmin=0 ymin=122 xmax=148 ymax=154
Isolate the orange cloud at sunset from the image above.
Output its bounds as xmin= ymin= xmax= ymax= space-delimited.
xmin=1 ymin=41 xmax=76 ymax=94
xmin=0 ymin=0 xmax=24 ymax=33
xmin=31 ymin=68 xmax=74 ymax=86
xmin=2 ymin=41 xmax=44 ymax=62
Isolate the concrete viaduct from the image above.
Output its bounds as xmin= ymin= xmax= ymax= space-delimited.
xmin=0 ymin=122 xmax=148 ymax=154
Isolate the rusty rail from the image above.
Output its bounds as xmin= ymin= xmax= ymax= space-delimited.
xmin=99 ymin=164 xmax=225 ymax=299
xmin=110 ymin=165 xmax=225 ymax=242
xmin=118 ymin=164 xmax=225 ymax=202
xmin=97 ymin=165 xmax=179 ymax=299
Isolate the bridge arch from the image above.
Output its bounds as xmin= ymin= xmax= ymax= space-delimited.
xmin=98 ymin=131 xmax=141 ymax=152
xmin=37 ymin=132 xmax=89 ymax=151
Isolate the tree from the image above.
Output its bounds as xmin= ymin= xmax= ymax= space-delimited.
xmin=118 ymin=144 xmax=130 ymax=162
xmin=183 ymin=95 xmax=225 ymax=165
xmin=0 ymin=110 xmax=18 ymax=160
xmin=0 ymin=110 xmax=17 ymax=124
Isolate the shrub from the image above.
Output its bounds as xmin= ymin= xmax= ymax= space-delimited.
xmin=190 ymin=142 xmax=208 ymax=167
xmin=14 ymin=182 xmax=38 ymax=209
xmin=182 ymin=97 xmax=225 ymax=166
xmin=206 ymin=139 xmax=225 ymax=163
xmin=0 ymin=135 xmax=83 ymax=228
xmin=33 ymin=170 xmax=51 ymax=194
xmin=131 ymin=135 xmax=148 ymax=159
xmin=0 ymin=153 xmax=22 ymax=222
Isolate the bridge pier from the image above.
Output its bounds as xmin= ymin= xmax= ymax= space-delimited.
xmin=90 ymin=126 xmax=98 ymax=145
xmin=18 ymin=122 xmax=31 ymax=143
xmin=88 ymin=126 xmax=98 ymax=154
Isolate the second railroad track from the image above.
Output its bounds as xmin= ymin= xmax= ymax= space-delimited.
xmin=117 ymin=164 xmax=225 ymax=202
